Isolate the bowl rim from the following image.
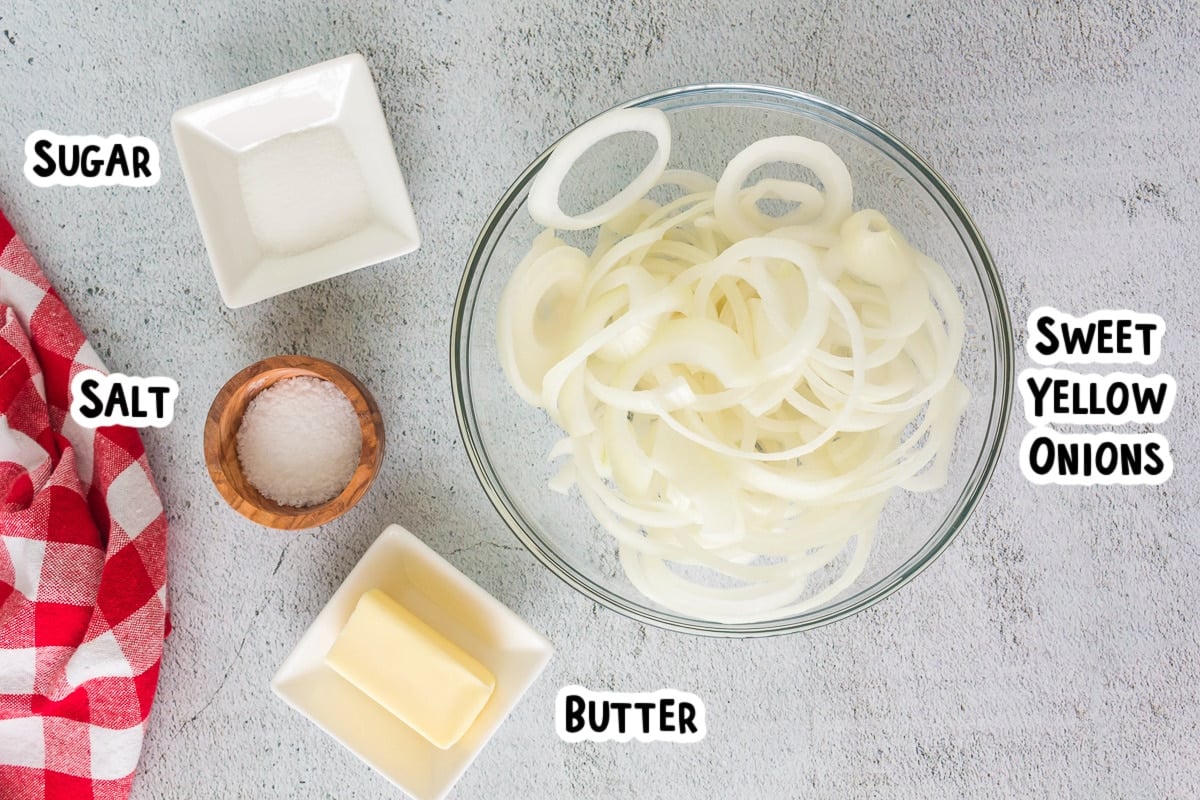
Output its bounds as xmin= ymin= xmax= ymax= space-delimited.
xmin=450 ymin=82 xmax=1014 ymax=637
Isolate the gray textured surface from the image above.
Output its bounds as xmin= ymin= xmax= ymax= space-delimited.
xmin=2 ymin=1 xmax=1198 ymax=797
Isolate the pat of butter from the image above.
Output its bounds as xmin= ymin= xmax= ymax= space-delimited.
xmin=324 ymin=588 xmax=495 ymax=749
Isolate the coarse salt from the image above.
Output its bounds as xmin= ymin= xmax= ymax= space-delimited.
xmin=236 ymin=376 xmax=362 ymax=507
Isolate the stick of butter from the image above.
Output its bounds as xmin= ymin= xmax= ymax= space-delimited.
xmin=324 ymin=588 xmax=496 ymax=749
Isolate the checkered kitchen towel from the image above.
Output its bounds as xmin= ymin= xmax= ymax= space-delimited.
xmin=0 ymin=210 xmax=168 ymax=799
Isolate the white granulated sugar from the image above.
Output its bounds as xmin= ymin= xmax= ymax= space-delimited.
xmin=236 ymin=376 xmax=362 ymax=508
xmin=237 ymin=126 xmax=370 ymax=255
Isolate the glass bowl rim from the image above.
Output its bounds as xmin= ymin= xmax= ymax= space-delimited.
xmin=451 ymin=82 xmax=1014 ymax=638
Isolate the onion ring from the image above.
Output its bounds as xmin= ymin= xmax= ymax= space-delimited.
xmin=528 ymin=107 xmax=672 ymax=230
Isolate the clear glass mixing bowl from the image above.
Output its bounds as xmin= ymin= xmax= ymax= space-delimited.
xmin=451 ymin=84 xmax=1013 ymax=637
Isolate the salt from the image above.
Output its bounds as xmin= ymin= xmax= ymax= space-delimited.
xmin=237 ymin=126 xmax=370 ymax=255
xmin=236 ymin=377 xmax=362 ymax=508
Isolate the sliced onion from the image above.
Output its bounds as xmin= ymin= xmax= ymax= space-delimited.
xmin=714 ymin=135 xmax=853 ymax=241
xmin=528 ymin=107 xmax=671 ymax=230
xmin=498 ymin=111 xmax=969 ymax=623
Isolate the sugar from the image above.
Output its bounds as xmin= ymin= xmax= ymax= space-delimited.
xmin=237 ymin=127 xmax=370 ymax=255
xmin=236 ymin=376 xmax=362 ymax=508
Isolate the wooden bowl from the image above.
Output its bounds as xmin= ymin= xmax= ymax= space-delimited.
xmin=204 ymin=355 xmax=384 ymax=529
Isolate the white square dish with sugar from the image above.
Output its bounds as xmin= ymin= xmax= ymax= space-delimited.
xmin=172 ymin=54 xmax=420 ymax=307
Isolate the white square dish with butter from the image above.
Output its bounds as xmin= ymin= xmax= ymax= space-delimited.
xmin=271 ymin=525 xmax=554 ymax=800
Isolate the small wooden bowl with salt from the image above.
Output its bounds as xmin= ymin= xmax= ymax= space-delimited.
xmin=204 ymin=355 xmax=384 ymax=530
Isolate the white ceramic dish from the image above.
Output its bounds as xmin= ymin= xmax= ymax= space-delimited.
xmin=172 ymin=54 xmax=420 ymax=308
xmin=272 ymin=524 xmax=554 ymax=800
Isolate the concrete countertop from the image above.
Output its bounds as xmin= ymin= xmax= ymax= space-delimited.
xmin=2 ymin=1 xmax=1197 ymax=797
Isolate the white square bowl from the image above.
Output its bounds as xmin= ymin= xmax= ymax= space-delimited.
xmin=171 ymin=54 xmax=420 ymax=308
xmin=271 ymin=525 xmax=554 ymax=800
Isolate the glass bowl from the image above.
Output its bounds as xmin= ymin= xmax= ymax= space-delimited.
xmin=451 ymin=84 xmax=1013 ymax=637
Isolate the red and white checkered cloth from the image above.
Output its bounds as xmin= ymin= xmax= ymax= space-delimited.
xmin=0 ymin=210 xmax=168 ymax=799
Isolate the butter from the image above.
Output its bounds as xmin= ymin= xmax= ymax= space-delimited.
xmin=325 ymin=588 xmax=495 ymax=749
